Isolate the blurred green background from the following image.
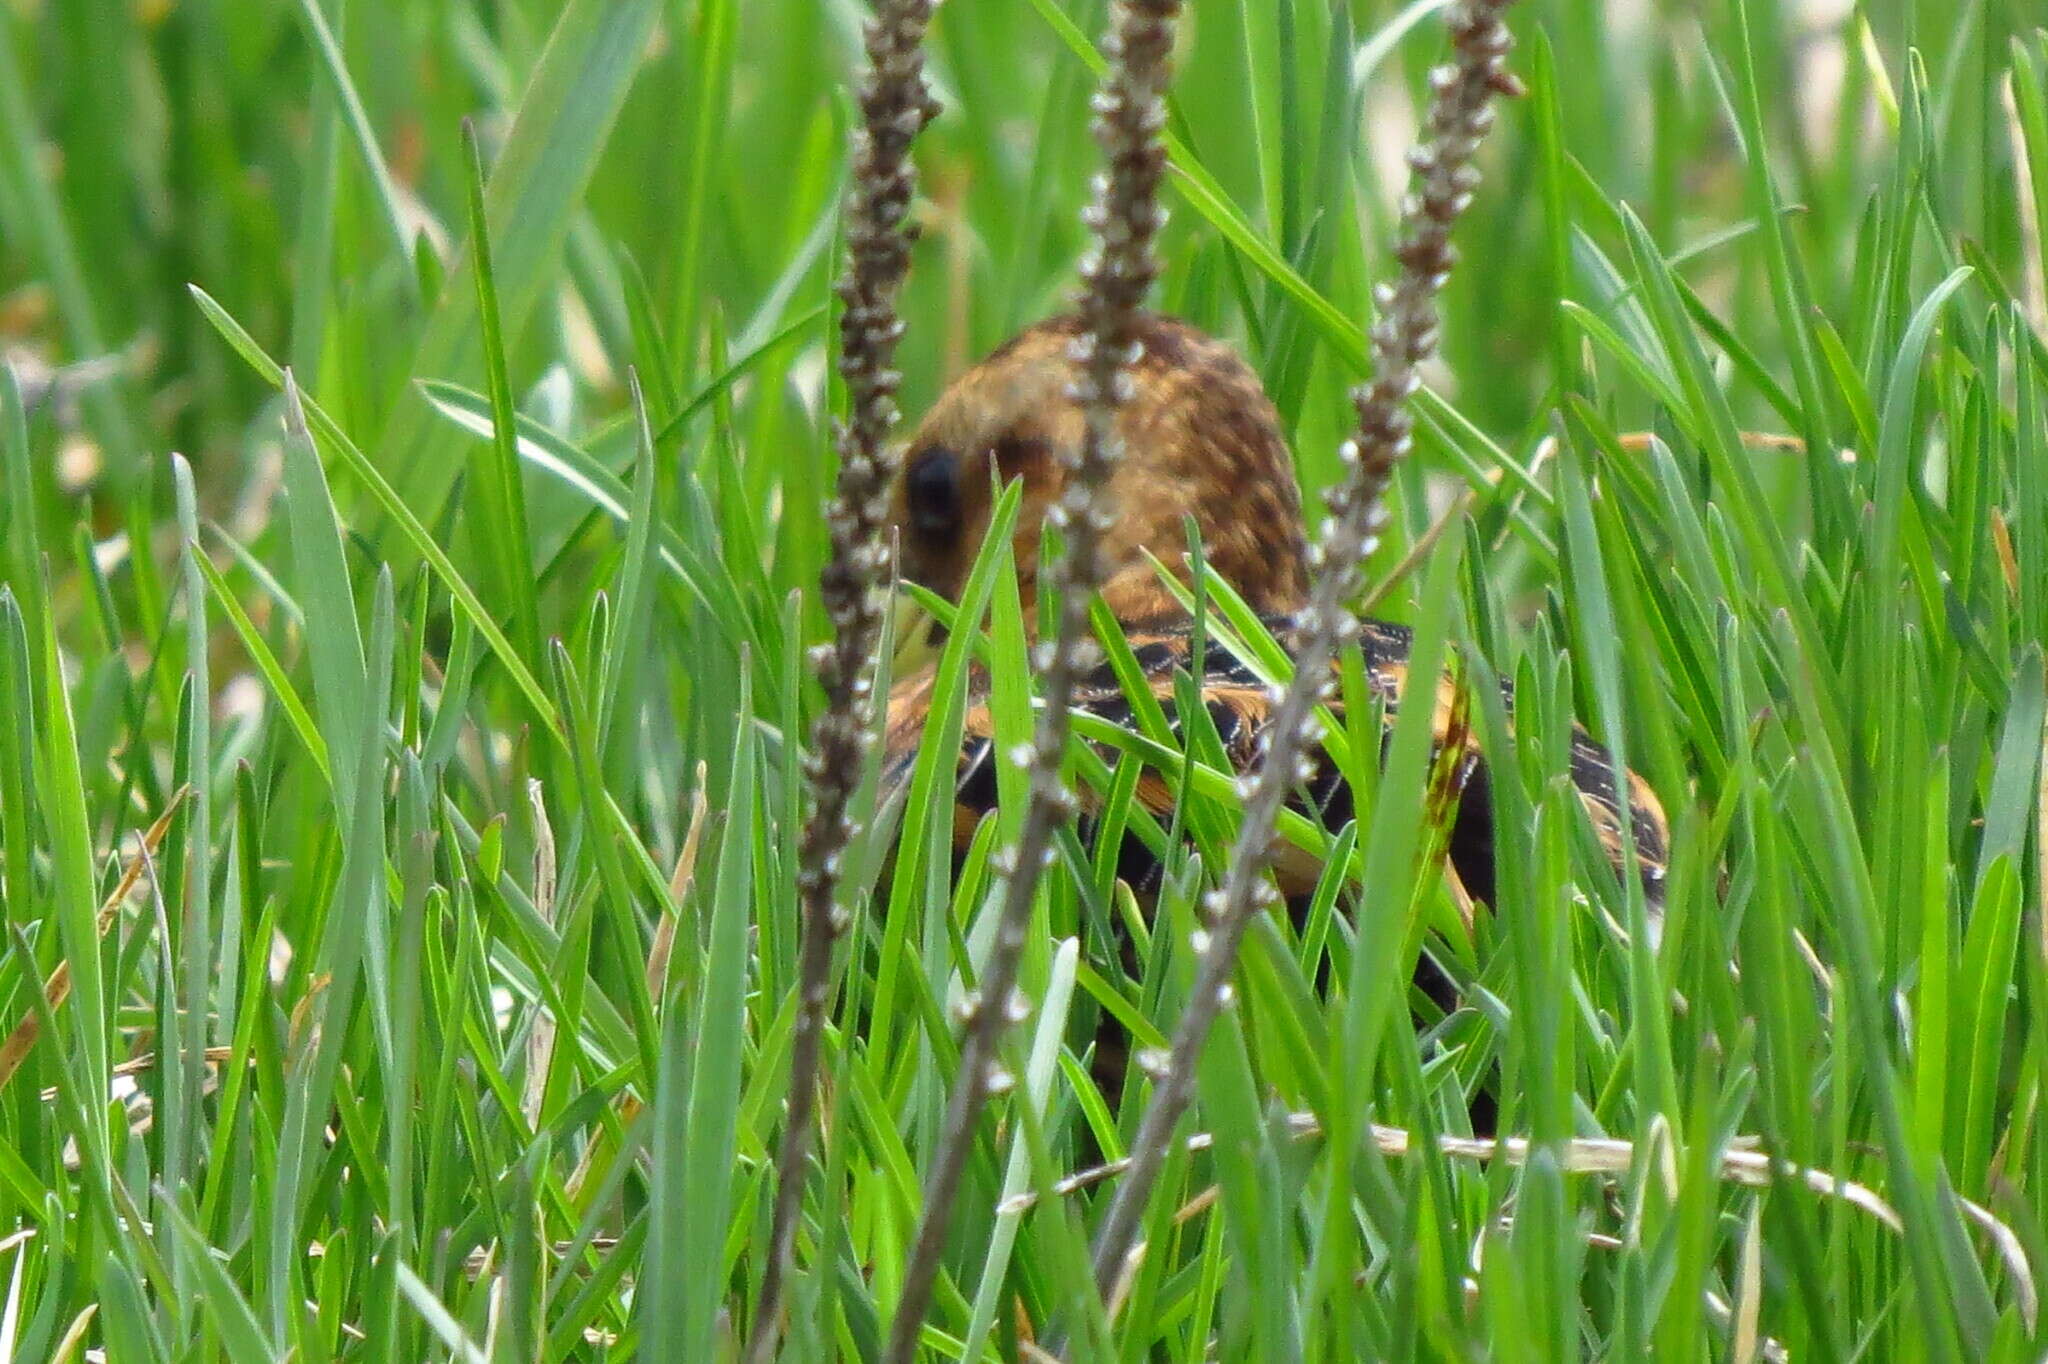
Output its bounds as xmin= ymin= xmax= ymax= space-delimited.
xmin=7 ymin=1 xmax=2032 ymax=533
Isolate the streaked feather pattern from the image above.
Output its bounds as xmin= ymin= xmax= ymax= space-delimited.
xmin=882 ymin=613 xmax=1669 ymax=910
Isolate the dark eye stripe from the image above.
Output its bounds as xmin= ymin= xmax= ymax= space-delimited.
xmin=905 ymin=448 xmax=959 ymax=536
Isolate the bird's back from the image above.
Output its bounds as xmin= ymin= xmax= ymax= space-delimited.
xmin=882 ymin=611 xmax=1669 ymax=915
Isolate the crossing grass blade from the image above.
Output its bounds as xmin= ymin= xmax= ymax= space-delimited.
xmin=375 ymin=0 xmax=664 ymax=524
xmin=192 ymin=287 xmax=561 ymax=733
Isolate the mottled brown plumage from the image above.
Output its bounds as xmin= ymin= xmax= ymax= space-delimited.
xmin=890 ymin=313 xmax=1309 ymax=623
xmin=882 ymin=312 xmax=1668 ymax=909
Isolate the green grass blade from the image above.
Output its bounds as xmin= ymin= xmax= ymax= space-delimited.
xmin=192 ymin=288 xmax=561 ymax=733
xmin=278 ymin=372 xmax=368 ymax=810
xmin=375 ymin=0 xmax=664 ymax=523
xmin=459 ymin=118 xmax=542 ymax=667
xmin=290 ymin=0 xmax=423 ymax=284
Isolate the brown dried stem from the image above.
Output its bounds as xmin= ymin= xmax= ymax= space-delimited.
xmin=879 ymin=2 xmax=1180 ymax=1359
xmin=1018 ymin=1113 xmax=2032 ymax=1348
xmin=1085 ymin=0 xmax=1523 ymax=1302
xmin=750 ymin=4 xmax=938 ymax=1358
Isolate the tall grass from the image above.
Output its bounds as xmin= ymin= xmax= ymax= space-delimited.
xmin=2 ymin=0 xmax=2046 ymax=1358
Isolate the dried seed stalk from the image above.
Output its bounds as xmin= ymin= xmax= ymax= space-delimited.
xmin=880 ymin=3 xmax=1181 ymax=1359
xmin=1086 ymin=0 xmax=1523 ymax=1298
xmin=751 ymin=4 xmax=938 ymax=1358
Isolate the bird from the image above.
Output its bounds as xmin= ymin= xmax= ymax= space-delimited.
xmin=877 ymin=311 xmax=1668 ymax=926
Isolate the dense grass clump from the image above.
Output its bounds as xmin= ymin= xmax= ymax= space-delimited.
xmin=3 ymin=0 xmax=2048 ymax=1359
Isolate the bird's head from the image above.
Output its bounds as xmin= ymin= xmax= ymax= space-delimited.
xmin=886 ymin=313 xmax=1310 ymax=631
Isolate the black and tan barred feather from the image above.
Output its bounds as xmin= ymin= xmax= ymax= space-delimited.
xmin=882 ymin=612 xmax=1669 ymax=911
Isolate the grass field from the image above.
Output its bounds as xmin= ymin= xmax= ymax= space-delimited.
xmin=4 ymin=0 xmax=2048 ymax=1358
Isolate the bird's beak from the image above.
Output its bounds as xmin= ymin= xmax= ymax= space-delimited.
xmin=889 ymin=588 xmax=943 ymax=680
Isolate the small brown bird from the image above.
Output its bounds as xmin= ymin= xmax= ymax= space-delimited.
xmin=880 ymin=312 xmax=1667 ymax=916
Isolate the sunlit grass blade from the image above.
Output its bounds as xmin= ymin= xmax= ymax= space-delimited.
xmin=459 ymin=118 xmax=542 ymax=668
xmin=192 ymin=287 xmax=560 ymax=733
xmin=278 ymin=372 xmax=369 ymax=807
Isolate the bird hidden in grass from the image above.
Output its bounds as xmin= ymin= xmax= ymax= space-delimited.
xmin=878 ymin=312 xmax=1668 ymax=1081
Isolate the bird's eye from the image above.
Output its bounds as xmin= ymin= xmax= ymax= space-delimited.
xmin=905 ymin=448 xmax=959 ymax=537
